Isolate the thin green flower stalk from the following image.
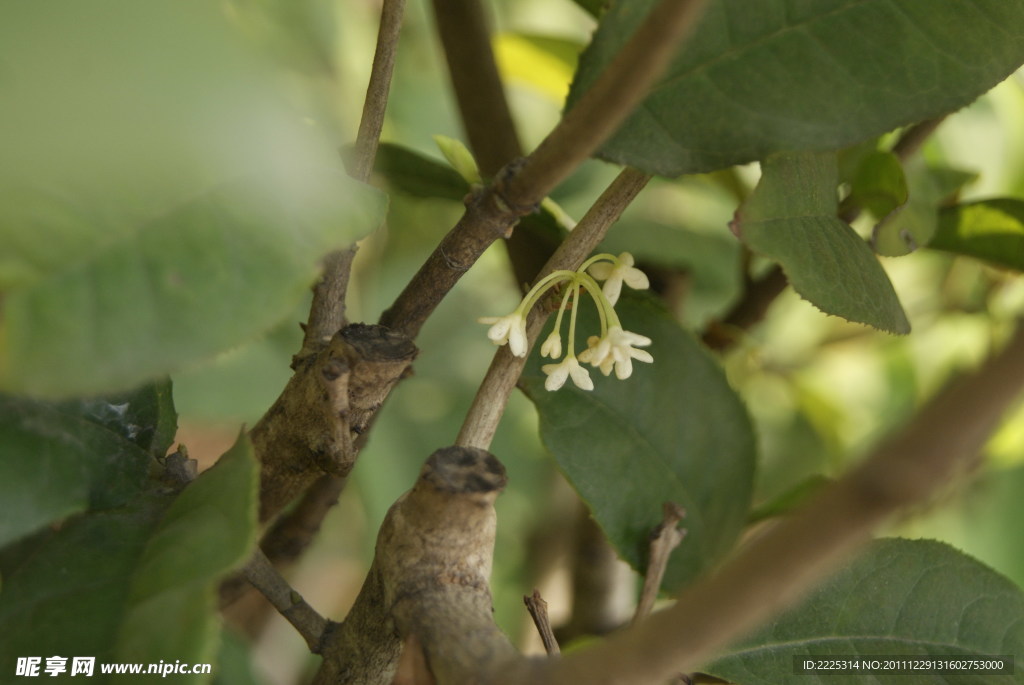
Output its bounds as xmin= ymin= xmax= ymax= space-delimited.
xmin=478 ymin=252 xmax=654 ymax=391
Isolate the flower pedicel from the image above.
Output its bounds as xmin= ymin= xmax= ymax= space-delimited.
xmin=478 ymin=252 xmax=653 ymax=391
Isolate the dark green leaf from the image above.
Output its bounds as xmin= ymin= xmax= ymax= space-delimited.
xmin=521 ymin=295 xmax=756 ymax=588
xmin=370 ymin=143 xmax=470 ymax=201
xmin=115 ymin=434 xmax=258 ymax=670
xmin=59 ymin=379 xmax=178 ymax=458
xmin=0 ymin=435 xmax=257 ymax=682
xmin=369 ymin=142 xmax=567 ymax=252
xmin=0 ymin=170 xmax=386 ymax=398
xmin=930 ymin=199 xmax=1024 ymax=271
xmin=569 ymin=0 xmax=1024 ymax=176
xmin=0 ymin=396 xmax=153 ymax=547
xmin=708 ymin=538 xmax=1024 ymax=685
xmin=737 ymin=152 xmax=910 ymax=334
xmin=0 ymin=489 xmax=176 ymax=672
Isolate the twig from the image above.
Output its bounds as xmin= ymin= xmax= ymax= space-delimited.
xmin=304 ymin=0 xmax=407 ymax=351
xmin=241 ymin=549 xmax=329 ymax=654
xmin=536 ymin=321 xmax=1024 ymax=685
xmin=456 ymin=167 xmax=651 ymax=449
xmin=524 ymin=590 xmax=560 ymax=655
xmin=504 ymin=0 xmax=705 ymax=204
xmin=260 ymin=473 xmax=348 ymax=566
xmin=430 ymin=0 xmax=521 ymax=176
xmin=380 ymin=0 xmax=707 ymax=339
xmin=701 ymin=265 xmax=787 ymax=352
xmin=632 ymin=502 xmax=686 ymax=625
xmin=430 ymin=0 xmax=553 ymax=287
xmin=891 ymin=116 xmax=946 ymax=161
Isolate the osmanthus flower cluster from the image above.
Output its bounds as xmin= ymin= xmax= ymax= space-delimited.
xmin=479 ymin=253 xmax=653 ymax=391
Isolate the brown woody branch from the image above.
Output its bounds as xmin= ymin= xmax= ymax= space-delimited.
xmin=252 ymin=324 xmax=416 ymax=522
xmin=633 ymin=502 xmax=686 ymax=625
xmin=241 ymin=549 xmax=330 ymax=653
xmin=524 ymin=590 xmax=560 ymax=655
xmin=312 ymin=446 xmax=530 ymax=684
xmin=430 ymin=0 xmax=521 ymax=176
xmin=380 ymin=0 xmax=708 ymax=339
xmin=429 ymin=0 xmax=555 ymax=286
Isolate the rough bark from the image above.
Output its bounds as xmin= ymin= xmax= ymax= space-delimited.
xmin=252 ymin=323 xmax=417 ymax=521
xmin=313 ymin=446 xmax=529 ymax=684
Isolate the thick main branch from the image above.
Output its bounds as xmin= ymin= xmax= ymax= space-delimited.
xmin=313 ymin=446 xmax=528 ymax=685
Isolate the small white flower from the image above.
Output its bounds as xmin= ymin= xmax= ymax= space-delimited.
xmin=578 ymin=335 xmax=614 ymax=376
xmin=478 ymin=312 xmax=528 ymax=357
xmin=539 ymin=330 xmax=562 ymax=359
xmin=542 ymin=356 xmax=594 ymax=391
xmin=580 ymin=326 xmax=652 ymax=379
xmin=588 ymin=252 xmax=649 ymax=305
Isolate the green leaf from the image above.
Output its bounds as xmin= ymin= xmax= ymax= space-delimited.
xmin=0 ymin=170 xmax=386 ymax=398
xmin=737 ymin=152 xmax=910 ymax=334
xmin=872 ymin=159 xmax=977 ymax=257
xmin=521 ymin=295 xmax=756 ymax=588
xmin=0 ymin=436 xmax=257 ymax=682
xmin=0 ymin=394 xmax=155 ymax=547
xmin=0 ymin=1 xmax=388 ymax=397
xmin=115 ymin=434 xmax=258 ymax=672
xmin=433 ymin=135 xmax=483 ymax=186
xmin=59 ymin=379 xmax=178 ymax=458
xmin=568 ymin=0 xmax=1024 ymax=176
xmin=369 ymin=143 xmax=471 ymax=201
xmin=213 ymin=630 xmax=267 ymax=685
xmin=848 ymin=151 xmax=908 ymax=220
xmin=929 ymin=199 xmax=1024 ymax=271
xmin=708 ymin=539 xmax=1024 ymax=685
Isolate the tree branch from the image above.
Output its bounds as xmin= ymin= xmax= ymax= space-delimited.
xmin=253 ymin=324 xmax=416 ymax=522
xmin=304 ymin=0 xmax=407 ymax=352
xmin=632 ymin=502 xmax=686 ymax=625
xmin=260 ymin=473 xmax=348 ymax=565
xmin=430 ymin=0 xmax=521 ymax=176
xmin=524 ymin=590 xmax=560 ymax=655
xmin=241 ymin=549 xmax=330 ymax=654
xmin=313 ymin=446 xmax=524 ymax=684
xmin=380 ymin=0 xmax=707 ymax=339
xmin=457 ymin=167 xmax=651 ymax=449
xmin=430 ymin=0 xmax=558 ymax=288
